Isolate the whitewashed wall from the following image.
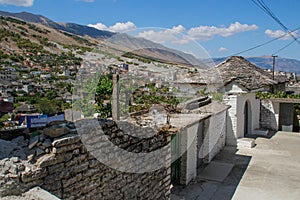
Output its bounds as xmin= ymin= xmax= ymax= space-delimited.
xmin=186 ymin=123 xmax=198 ymax=185
xmin=178 ymin=107 xmax=228 ymax=185
xmin=237 ymin=93 xmax=260 ymax=137
xmin=223 ymin=85 xmax=260 ymax=146
xmin=200 ymin=110 xmax=227 ymax=163
xmin=179 ymin=122 xmax=199 ymax=185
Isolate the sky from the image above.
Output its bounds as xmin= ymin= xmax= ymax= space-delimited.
xmin=0 ymin=0 xmax=300 ymax=61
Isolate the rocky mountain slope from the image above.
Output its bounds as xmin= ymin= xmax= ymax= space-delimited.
xmin=0 ymin=10 xmax=207 ymax=68
xmin=0 ymin=11 xmax=114 ymax=39
xmin=0 ymin=16 xmax=100 ymax=65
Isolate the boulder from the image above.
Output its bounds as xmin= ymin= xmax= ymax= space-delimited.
xmin=42 ymin=139 xmax=52 ymax=148
xmin=39 ymin=134 xmax=46 ymax=142
xmin=28 ymin=136 xmax=39 ymax=150
xmin=36 ymin=154 xmax=63 ymax=168
xmin=35 ymin=147 xmax=45 ymax=157
xmin=52 ymin=134 xmax=80 ymax=148
xmin=0 ymin=139 xmax=25 ymax=160
xmin=11 ymin=136 xmax=27 ymax=148
xmin=43 ymin=125 xmax=70 ymax=138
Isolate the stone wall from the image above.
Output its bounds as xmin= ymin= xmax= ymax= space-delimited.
xmin=223 ymin=94 xmax=238 ymax=146
xmin=260 ymin=99 xmax=279 ymax=131
xmin=0 ymin=119 xmax=171 ymax=199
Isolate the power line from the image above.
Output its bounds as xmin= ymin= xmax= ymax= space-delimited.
xmin=251 ymin=0 xmax=300 ymax=46
xmin=272 ymin=37 xmax=298 ymax=55
xmin=272 ymin=55 xmax=278 ymax=80
xmin=231 ymin=27 xmax=300 ymax=56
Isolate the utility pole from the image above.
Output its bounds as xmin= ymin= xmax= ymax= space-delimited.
xmin=272 ymin=55 xmax=278 ymax=80
xmin=112 ymin=74 xmax=120 ymax=121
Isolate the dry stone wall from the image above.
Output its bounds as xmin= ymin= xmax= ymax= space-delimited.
xmin=260 ymin=99 xmax=279 ymax=131
xmin=0 ymin=119 xmax=171 ymax=200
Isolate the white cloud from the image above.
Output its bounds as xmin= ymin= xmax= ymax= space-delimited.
xmin=81 ymin=0 xmax=94 ymax=2
xmin=88 ymin=21 xmax=136 ymax=33
xmin=88 ymin=21 xmax=258 ymax=44
xmin=109 ymin=21 xmax=136 ymax=32
xmin=188 ymin=22 xmax=258 ymax=41
xmin=88 ymin=22 xmax=107 ymax=30
xmin=138 ymin=22 xmax=258 ymax=44
xmin=218 ymin=47 xmax=228 ymax=52
xmin=265 ymin=29 xmax=298 ymax=40
xmin=137 ymin=25 xmax=186 ymax=44
xmin=0 ymin=0 xmax=33 ymax=7
xmin=136 ymin=22 xmax=257 ymax=44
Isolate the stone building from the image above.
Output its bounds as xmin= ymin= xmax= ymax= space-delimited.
xmin=170 ymin=98 xmax=229 ymax=185
xmin=260 ymin=98 xmax=300 ymax=132
xmin=216 ymin=56 xmax=287 ymax=146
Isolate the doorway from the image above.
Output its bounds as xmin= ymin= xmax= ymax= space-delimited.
xmin=279 ymin=103 xmax=294 ymax=132
xmin=171 ymin=134 xmax=180 ymax=184
xmin=244 ymin=101 xmax=252 ymax=136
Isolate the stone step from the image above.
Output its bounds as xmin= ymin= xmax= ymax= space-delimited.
xmin=252 ymin=129 xmax=269 ymax=136
xmin=237 ymin=138 xmax=256 ymax=149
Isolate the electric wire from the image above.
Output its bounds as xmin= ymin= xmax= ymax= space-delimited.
xmin=231 ymin=27 xmax=300 ymax=56
xmin=272 ymin=37 xmax=298 ymax=55
xmin=251 ymin=0 xmax=300 ymax=46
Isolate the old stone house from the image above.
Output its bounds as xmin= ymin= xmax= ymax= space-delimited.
xmin=216 ymin=56 xmax=287 ymax=146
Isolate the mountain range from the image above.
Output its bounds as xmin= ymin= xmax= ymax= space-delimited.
xmin=0 ymin=10 xmax=206 ymax=67
xmin=1 ymin=10 xmax=300 ymax=73
xmin=0 ymin=11 xmax=115 ymax=39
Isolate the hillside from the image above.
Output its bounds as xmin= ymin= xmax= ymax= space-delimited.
xmin=213 ymin=56 xmax=300 ymax=74
xmin=102 ymin=33 xmax=207 ymax=68
xmin=0 ymin=15 xmax=99 ymax=54
xmin=0 ymin=11 xmax=115 ymax=39
xmin=0 ymin=10 xmax=207 ymax=68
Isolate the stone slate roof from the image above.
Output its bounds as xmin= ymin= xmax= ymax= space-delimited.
xmin=215 ymin=56 xmax=280 ymax=91
xmin=14 ymin=104 xmax=37 ymax=113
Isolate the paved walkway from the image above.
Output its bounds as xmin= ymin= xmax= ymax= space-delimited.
xmin=171 ymin=131 xmax=300 ymax=200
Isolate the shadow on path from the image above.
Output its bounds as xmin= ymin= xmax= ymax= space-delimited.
xmin=171 ymin=146 xmax=252 ymax=200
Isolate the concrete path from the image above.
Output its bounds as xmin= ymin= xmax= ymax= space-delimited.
xmin=171 ymin=131 xmax=300 ymax=200
xmin=233 ymin=131 xmax=300 ymax=200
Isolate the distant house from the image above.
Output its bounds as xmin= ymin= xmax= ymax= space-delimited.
xmin=64 ymin=94 xmax=80 ymax=103
xmin=216 ymin=56 xmax=286 ymax=146
xmin=0 ymin=97 xmax=13 ymax=116
xmin=22 ymin=84 xmax=35 ymax=93
xmin=40 ymin=74 xmax=51 ymax=79
xmin=14 ymin=104 xmax=37 ymax=114
xmin=0 ymin=67 xmax=19 ymax=81
xmin=0 ymin=80 xmax=11 ymax=95
xmin=119 ymin=63 xmax=129 ymax=71
xmin=2 ymin=96 xmax=14 ymax=104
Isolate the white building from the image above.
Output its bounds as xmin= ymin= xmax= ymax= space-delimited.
xmin=216 ymin=56 xmax=286 ymax=146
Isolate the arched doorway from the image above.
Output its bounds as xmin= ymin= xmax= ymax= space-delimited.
xmin=244 ymin=101 xmax=252 ymax=136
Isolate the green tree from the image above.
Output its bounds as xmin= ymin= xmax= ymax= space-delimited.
xmin=95 ymin=74 xmax=113 ymax=118
xmin=0 ymin=114 xmax=10 ymax=128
